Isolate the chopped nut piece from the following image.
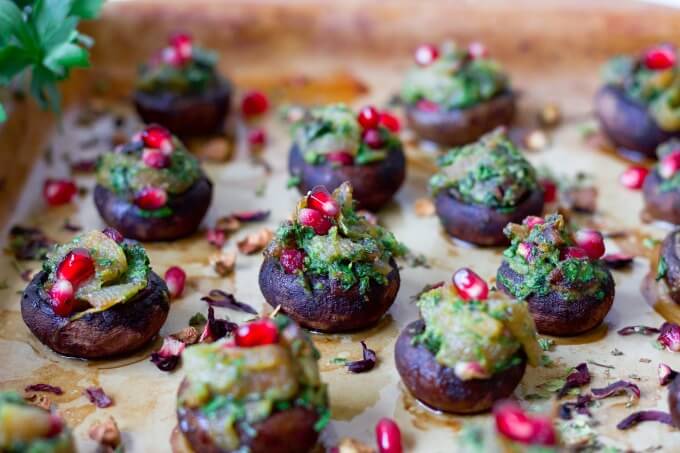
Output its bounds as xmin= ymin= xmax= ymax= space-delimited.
xmin=172 ymin=326 xmax=200 ymax=345
xmin=414 ymin=198 xmax=435 ymax=217
xmin=237 ymin=228 xmax=273 ymax=255
xmin=215 ymin=215 xmax=241 ymax=234
xmin=210 ymin=251 xmax=236 ymax=276
xmin=563 ymin=186 xmax=598 ymax=214
xmin=338 ymin=438 xmax=376 ymax=453
xmin=538 ymin=103 xmax=562 ymax=128
xmin=25 ymin=394 xmax=52 ymax=410
xmin=196 ymin=137 xmax=231 ymax=162
xmin=89 ymin=416 xmax=121 ymax=449
xmin=524 ymin=129 xmax=549 ymax=151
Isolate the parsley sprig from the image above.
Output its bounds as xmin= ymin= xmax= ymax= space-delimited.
xmin=0 ymin=0 xmax=104 ymax=120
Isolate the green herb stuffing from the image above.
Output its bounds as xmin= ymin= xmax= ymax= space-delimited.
xmin=429 ymin=128 xmax=538 ymax=209
xmin=266 ymin=182 xmax=407 ymax=295
xmin=656 ymin=256 xmax=668 ymax=281
xmin=400 ymin=41 xmax=509 ymax=110
xmin=498 ymin=214 xmax=611 ymax=302
xmin=292 ymin=104 xmax=401 ymax=166
xmin=0 ymin=391 xmax=74 ymax=453
xmin=136 ymin=45 xmax=220 ymax=95
xmin=601 ymin=53 xmax=680 ymax=131
xmin=180 ymin=315 xmax=328 ymax=452
xmin=655 ymin=139 xmax=680 ymax=192
xmin=412 ymin=283 xmax=541 ymax=377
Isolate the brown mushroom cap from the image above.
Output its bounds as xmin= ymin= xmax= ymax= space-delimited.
xmin=94 ymin=176 xmax=213 ymax=242
xmin=670 ymin=375 xmax=680 ymax=429
xmin=395 ymin=320 xmax=526 ymax=414
xmin=595 ymin=84 xmax=680 ymax=158
xmin=404 ymin=91 xmax=516 ymax=147
xmin=21 ymin=271 xmax=169 ymax=359
xmin=643 ymin=170 xmax=680 ymax=225
xmin=659 ymin=230 xmax=680 ymax=304
xmin=434 ymin=188 xmax=544 ymax=246
xmin=288 ymin=143 xmax=406 ymax=212
xmin=258 ymin=255 xmax=400 ymax=333
xmin=133 ymin=79 xmax=232 ymax=137
xmin=176 ymin=379 xmax=320 ymax=453
xmin=496 ymin=261 xmax=615 ymax=336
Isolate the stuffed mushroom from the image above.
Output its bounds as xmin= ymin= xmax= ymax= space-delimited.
xmin=259 ymin=182 xmax=405 ymax=333
xmin=133 ymin=33 xmax=231 ymax=137
xmin=94 ymin=124 xmax=213 ymax=242
xmin=595 ymin=44 xmax=680 ymax=158
xmin=496 ymin=214 xmax=615 ymax=336
xmin=651 ymin=229 xmax=680 ymax=305
xmin=430 ymin=128 xmax=544 ymax=246
xmin=174 ymin=315 xmax=329 ymax=453
xmin=21 ymin=229 xmax=170 ymax=359
xmin=401 ymin=41 xmax=516 ymax=147
xmin=288 ymin=104 xmax=406 ymax=211
xmin=0 ymin=391 xmax=74 ymax=453
xmin=395 ymin=268 xmax=541 ymax=414
xmin=643 ymin=139 xmax=680 ymax=223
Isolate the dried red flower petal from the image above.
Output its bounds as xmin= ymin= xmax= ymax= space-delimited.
xmin=346 ymin=341 xmax=377 ymax=373
xmin=658 ymin=363 xmax=678 ymax=386
xmin=164 ymin=266 xmax=186 ymax=299
xmin=206 ymin=228 xmax=226 ymax=248
xmin=201 ymin=289 xmax=257 ymax=315
xmin=102 ymin=227 xmax=124 ymax=243
xmin=231 ymin=210 xmax=270 ymax=222
xmin=616 ymin=410 xmax=674 ymax=430
xmin=24 ymin=384 xmax=64 ymax=395
xmin=591 ymin=380 xmax=640 ymax=401
xmin=199 ymin=306 xmax=238 ymax=343
xmin=657 ymin=322 xmax=680 ymax=352
xmin=557 ymin=363 xmax=591 ymax=398
xmin=9 ymin=225 xmax=54 ymax=260
xmin=84 ymin=387 xmax=113 ymax=408
xmin=602 ymin=253 xmax=634 ymax=269
xmin=558 ymin=394 xmax=593 ymax=420
xmin=150 ymin=336 xmax=186 ymax=372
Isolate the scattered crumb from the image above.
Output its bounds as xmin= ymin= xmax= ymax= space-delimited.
xmin=210 ymin=251 xmax=236 ymax=276
xmin=538 ymin=103 xmax=561 ymax=128
xmin=337 ymin=438 xmax=376 ymax=453
xmin=524 ymin=129 xmax=549 ymax=151
xmin=237 ymin=228 xmax=273 ymax=255
xmin=611 ymin=348 xmax=624 ymax=356
xmin=24 ymin=394 xmax=52 ymax=410
xmin=639 ymin=358 xmax=651 ymax=363
xmin=414 ymin=198 xmax=435 ymax=217
xmin=88 ymin=416 xmax=121 ymax=450
xmin=196 ymin=137 xmax=231 ymax=161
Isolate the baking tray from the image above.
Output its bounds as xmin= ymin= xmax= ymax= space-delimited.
xmin=1 ymin=0 xmax=680 ymax=451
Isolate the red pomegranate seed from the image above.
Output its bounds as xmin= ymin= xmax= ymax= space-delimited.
xmin=414 ymin=43 xmax=439 ymax=66
xmin=358 ymin=105 xmax=380 ymax=129
xmin=468 ymin=41 xmax=489 ymax=59
xmin=57 ymin=248 xmax=95 ymax=287
xmin=307 ymin=186 xmax=340 ymax=217
xmin=142 ymin=148 xmax=170 ymax=169
xmin=416 ymin=99 xmax=439 ymax=112
xmin=517 ymin=242 xmax=533 ymax=261
xmin=452 ymin=268 xmax=489 ymax=301
xmin=540 ymin=178 xmax=558 ymax=203
xmin=161 ymin=46 xmax=182 ymax=66
xmin=141 ymin=125 xmax=173 ymax=154
xmin=247 ymin=128 xmax=267 ymax=147
xmin=659 ymin=151 xmax=680 ymax=179
xmin=574 ymin=229 xmax=605 ymax=260
xmin=643 ymin=45 xmax=676 ymax=70
xmin=379 ymin=112 xmax=401 ymax=133
xmin=206 ymin=228 xmax=226 ymax=248
xmin=375 ymin=417 xmax=403 ymax=453
xmin=494 ymin=402 xmax=557 ymax=446
xmin=280 ymin=248 xmax=305 ymax=273
xmin=102 ymin=227 xmax=124 ymax=243
xmin=170 ymin=32 xmax=192 ymax=60
xmin=298 ymin=208 xmax=332 ymax=235
xmin=49 ymin=279 xmax=74 ymax=317
xmin=43 ymin=179 xmax=77 ymax=206
xmin=164 ymin=266 xmax=186 ymax=299
xmin=363 ymin=129 xmax=384 ymax=149
xmin=47 ymin=414 xmax=64 ymax=437
xmin=522 ymin=215 xmax=545 ymax=230
xmin=235 ymin=319 xmax=279 ymax=347
xmin=619 ymin=165 xmax=649 ymax=189
xmin=134 ymin=186 xmax=168 ymax=210
xmin=326 ymin=150 xmax=354 ymax=166
xmin=561 ymin=246 xmax=588 ymax=260
xmin=241 ymin=90 xmax=269 ymax=118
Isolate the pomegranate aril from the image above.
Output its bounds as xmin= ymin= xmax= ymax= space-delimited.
xmin=454 ymin=361 xmax=489 ymax=380
xmin=452 ymin=267 xmax=489 ymax=301
xmin=358 ymin=106 xmax=380 ymax=129
xmin=164 ymin=266 xmax=186 ymax=299
xmin=574 ymin=229 xmax=605 ymax=260
xmin=494 ymin=402 xmax=557 ymax=446
xmin=326 ymin=150 xmax=354 ymax=166
xmin=298 ymin=208 xmax=333 ymax=235
xmin=363 ymin=129 xmax=384 ymax=149
xmin=102 ymin=227 xmax=124 ymax=243
xmin=307 ymin=186 xmax=340 ymax=217
xmin=643 ymin=45 xmax=676 ymax=70
xmin=414 ymin=43 xmax=439 ymax=66
xmin=280 ymin=249 xmax=305 ymax=273
xmin=141 ymin=125 xmax=173 ymax=154
xmin=523 ymin=215 xmax=545 ymax=230
xmin=561 ymin=246 xmax=588 ymax=260
xmin=235 ymin=319 xmax=278 ymax=347
xmin=50 ymin=279 xmax=75 ymax=317
xmin=142 ymin=148 xmax=170 ymax=169
xmin=170 ymin=32 xmax=192 ymax=60
xmin=619 ymin=165 xmax=649 ymax=189
xmin=241 ymin=90 xmax=269 ymax=118
xmin=57 ymin=248 xmax=95 ymax=286
xmin=247 ymin=128 xmax=267 ymax=147
xmin=375 ymin=417 xmax=403 ymax=453
xmin=540 ymin=178 xmax=557 ymax=203
xmin=43 ymin=179 xmax=77 ymax=206
xmin=47 ymin=414 xmax=64 ymax=437
xmin=416 ymin=99 xmax=439 ymax=112
xmin=135 ymin=186 xmax=168 ymax=210
xmin=517 ymin=242 xmax=533 ymax=260
xmin=659 ymin=151 xmax=680 ymax=179
xmin=379 ymin=112 xmax=401 ymax=133
xmin=468 ymin=41 xmax=489 ymax=59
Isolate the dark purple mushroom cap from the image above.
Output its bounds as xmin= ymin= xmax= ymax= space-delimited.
xmin=658 ymin=229 xmax=680 ymax=304
xmin=643 ymin=169 xmax=680 ymax=225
